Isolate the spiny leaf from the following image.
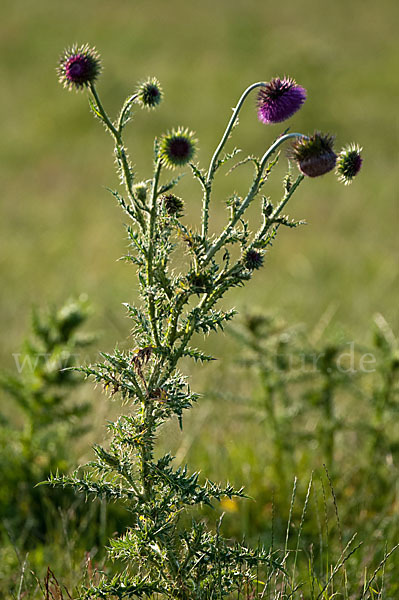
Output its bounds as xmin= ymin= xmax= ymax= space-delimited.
xmin=189 ymin=162 xmax=207 ymax=187
xmin=181 ymin=347 xmax=216 ymax=362
xmin=215 ymin=147 xmax=242 ymax=172
xmin=159 ymin=173 xmax=185 ymax=195
xmin=274 ymin=215 xmax=306 ymax=228
xmin=226 ymin=154 xmax=259 ymax=176
xmin=259 ymin=153 xmax=280 ymax=188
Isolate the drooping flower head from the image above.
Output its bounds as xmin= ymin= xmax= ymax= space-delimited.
xmin=257 ymin=77 xmax=307 ymax=124
xmin=58 ymin=44 xmax=101 ymax=91
xmin=288 ymin=132 xmax=337 ymax=177
xmin=136 ymin=77 xmax=163 ymax=109
xmin=161 ymin=193 xmax=184 ymax=217
xmin=336 ymin=144 xmax=363 ymax=185
xmin=159 ymin=128 xmax=197 ymax=169
xmin=243 ymin=249 xmax=264 ymax=271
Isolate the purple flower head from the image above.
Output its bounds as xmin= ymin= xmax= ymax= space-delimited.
xmin=288 ymin=132 xmax=337 ymax=178
xmin=336 ymin=144 xmax=363 ymax=185
xmin=58 ymin=44 xmax=101 ymax=91
xmin=159 ymin=127 xmax=197 ymax=169
xmin=257 ymin=77 xmax=307 ymax=124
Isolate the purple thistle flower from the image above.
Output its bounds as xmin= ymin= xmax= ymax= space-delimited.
xmin=58 ymin=44 xmax=101 ymax=91
xmin=257 ymin=77 xmax=307 ymax=124
xmin=288 ymin=132 xmax=337 ymax=178
xmin=336 ymin=144 xmax=363 ymax=185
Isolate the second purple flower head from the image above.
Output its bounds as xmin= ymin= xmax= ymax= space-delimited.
xmin=58 ymin=44 xmax=101 ymax=91
xmin=257 ymin=77 xmax=306 ymax=124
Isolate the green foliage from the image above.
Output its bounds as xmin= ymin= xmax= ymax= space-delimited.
xmin=0 ymin=297 xmax=98 ymax=590
xmin=191 ymin=311 xmax=399 ymax=592
xmin=0 ymin=296 xmax=93 ymax=532
xmin=230 ymin=311 xmax=398 ymax=497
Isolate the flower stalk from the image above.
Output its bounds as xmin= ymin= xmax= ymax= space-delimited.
xmin=203 ymin=82 xmax=266 ymax=239
xmin=89 ymin=83 xmax=147 ymax=228
xmin=203 ymin=133 xmax=306 ymax=265
xmin=146 ymin=160 xmax=163 ymax=348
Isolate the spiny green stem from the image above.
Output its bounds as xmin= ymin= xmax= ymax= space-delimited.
xmin=164 ymin=293 xmax=189 ymax=349
xmin=259 ymin=132 xmax=307 ymax=171
xmin=89 ymin=82 xmax=119 ymax=137
xmin=202 ymin=81 xmax=267 ymax=240
xmin=270 ymin=173 xmax=304 ymax=220
xmin=146 ymin=160 xmax=162 ymax=349
xmin=206 ymin=82 xmax=267 ymax=182
xmin=89 ymin=83 xmax=146 ymax=230
xmin=203 ymin=133 xmax=306 ymax=265
xmin=159 ymin=288 xmax=225 ymax=388
xmin=139 ymin=400 xmax=155 ymax=500
xmin=117 ymin=93 xmax=139 ymax=133
xmin=250 ymin=174 xmax=304 ymax=247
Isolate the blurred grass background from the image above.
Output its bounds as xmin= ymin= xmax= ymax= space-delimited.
xmin=1 ymin=0 xmax=398 ymax=374
xmin=1 ymin=0 xmax=398 ymax=593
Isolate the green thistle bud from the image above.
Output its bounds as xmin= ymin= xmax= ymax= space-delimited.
xmin=288 ymin=132 xmax=337 ymax=177
xmin=336 ymin=143 xmax=362 ymax=185
xmin=243 ymin=249 xmax=264 ymax=270
xmin=136 ymin=77 xmax=163 ymax=109
xmin=159 ymin=127 xmax=197 ymax=169
xmin=161 ymin=193 xmax=184 ymax=217
xmin=133 ymin=182 xmax=148 ymax=202
xmin=187 ymin=271 xmax=211 ymax=294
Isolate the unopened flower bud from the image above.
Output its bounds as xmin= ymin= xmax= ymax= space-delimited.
xmin=288 ymin=132 xmax=337 ymax=177
xmin=187 ymin=272 xmax=211 ymax=294
xmin=159 ymin=128 xmax=197 ymax=169
xmin=243 ymin=249 xmax=264 ymax=270
xmin=136 ymin=77 xmax=163 ymax=109
xmin=161 ymin=193 xmax=184 ymax=217
xmin=336 ymin=144 xmax=362 ymax=185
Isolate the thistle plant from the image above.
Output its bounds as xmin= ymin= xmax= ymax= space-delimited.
xmin=52 ymin=45 xmax=362 ymax=598
xmin=0 ymin=297 xmax=93 ymax=546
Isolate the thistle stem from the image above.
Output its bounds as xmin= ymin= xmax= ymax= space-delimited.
xmin=117 ymin=93 xmax=139 ymax=133
xmin=202 ymin=81 xmax=267 ymax=239
xmin=89 ymin=83 xmax=146 ymax=230
xmin=250 ymin=174 xmax=304 ymax=247
xmin=89 ymin=82 xmax=118 ymax=137
xmin=146 ymin=160 xmax=162 ymax=349
xmin=203 ymin=132 xmax=306 ymax=265
xmin=259 ymin=132 xmax=307 ymax=171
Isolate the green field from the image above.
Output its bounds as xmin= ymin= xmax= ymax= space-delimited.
xmin=1 ymin=0 xmax=398 ymax=596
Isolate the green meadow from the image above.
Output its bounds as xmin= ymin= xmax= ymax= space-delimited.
xmin=1 ymin=0 xmax=398 ymax=596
